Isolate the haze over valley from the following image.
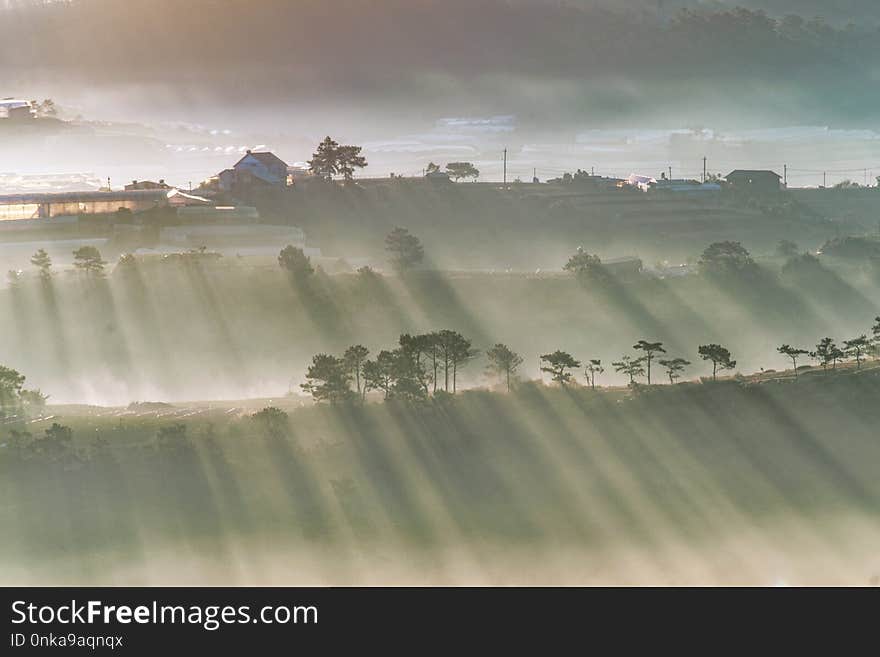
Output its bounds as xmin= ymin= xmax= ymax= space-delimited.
xmin=2 ymin=0 xmax=880 ymax=588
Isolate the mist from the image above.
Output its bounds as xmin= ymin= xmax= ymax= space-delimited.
xmin=2 ymin=0 xmax=880 ymax=590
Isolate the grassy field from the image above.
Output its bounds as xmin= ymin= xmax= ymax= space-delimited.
xmin=2 ymin=368 xmax=880 ymax=585
xmin=252 ymin=182 xmax=857 ymax=269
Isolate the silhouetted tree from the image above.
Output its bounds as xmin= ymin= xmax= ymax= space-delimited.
xmin=308 ymin=136 xmax=340 ymax=181
xmin=399 ymin=334 xmax=434 ymax=394
xmin=434 ymin=330 xmax=476 ymax=393
xmin=73 ymin=246 xmax=106 ymax=277
xmin=541 ymin=351 xmax=581 ymax=386
xmin=308 ymin=136 xmax=367 ymax=181
xmin=426 ymin=332 xmax=442 ymax=393
xmin=613 ymin=355 xmax=646 ymax=385
xmin=115 ymin=253 xmax=138 ymax=275
xmin=301 ymin=354 xmax=353 ymax=403
xmin=251 ymin=407 xmax=289 ymax=440
xmin=30 ymin=248 xmax=52 ymax=280
xmin=19 ymin=389 xmax=48 ymax=415
xmin=446 ymin=162 xmax=480 ymax=182
xmin=633 ymin=340 xmax=666 ymax=384
xmin=698 ymin=241 xmax=755 ymax=275
xmin=843 ymin=335 xmax=870 ymax=370
xmin=450 ymin=337 xmax=478 ymax=394
xmin=337 ymin=144 xmax=368 ymax=181
xmin=777 ymin=344 xmax=809 ymax=377
xmin=585 ymin=359 xmax=604 ymax=389
xmin=363 ymin=349 xmax=427 ymax=401
xmin=812 ymin=337 xmax=843 ymax=373
xmin=344 ymin=345 xmax=370 ymax=400
xmin=30 ymin=423 xmax=74 ymax=461
xmin=390 ymin=348 xmax=429 ymax=401
xmin=486 ymin=343 xmax=523 ymax=392
xmin=563 ymin=247 xmax=604 ymax=279
xmin=0 ymin=365 xmax=26 ymax=410
xmin=278 ymin=245 xmax=314 ymax=278
xmin=658 ymin=357 xmax=690 ymax=384
xmin=872 ymin=317 xmax=880 ymax=359
xmin=698 ymin=344 xmax=736 ymax=381
xmin=363 ymin=351 xmax=395 ymax=400
xmin=385 ymin=227 xmax=424 ymax=272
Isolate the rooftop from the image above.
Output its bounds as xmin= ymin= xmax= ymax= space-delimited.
xmin=235 ymin=150 xmax=288 ymax=169
xmin=0 ymin=189 xmax=170 ymax=204
xmin=727 ymin=169 xmax=781 ymax=178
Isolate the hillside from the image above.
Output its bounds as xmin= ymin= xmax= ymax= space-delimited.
xmin=3 ymin=369 xmax=880 ymax=585
xmin=258 ymin=182 xmax=851 ymax=268
xmin=1 ymin=248 xmax=877 ymax=405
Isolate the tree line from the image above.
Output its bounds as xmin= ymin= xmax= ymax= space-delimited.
xmin=8 ymin=246 xmax=107 ymax=286
xmin=300 ymin=316 xmax=880 ymax=403
xmin=301 ymin=330 xmax=480 ymax=403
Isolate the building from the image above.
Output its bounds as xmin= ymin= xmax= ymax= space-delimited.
xmin=0 ymin=190 xmax=169 ymax=222
xmin=219 ymin=151 xmax=289 ymax=192
xmin=725 ymin=170 xmax=782 ymax=193
xmin=166 ymin=189 xmax=213 ymax=207
xmin=0 ymin=99 xmax=35 ymax=121
xmin=649 ymin=179 xmax=721 ymax=196
xmin=602 ymin=256 xmax=643 ymax=279
xmin=125 ymin=179 xmax=171 ymax=191
xmin=626 ymin=174 xmax=657 ymax=192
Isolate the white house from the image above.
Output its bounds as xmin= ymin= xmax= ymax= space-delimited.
xmin=0 ymin=99 xmax=34 ymax=121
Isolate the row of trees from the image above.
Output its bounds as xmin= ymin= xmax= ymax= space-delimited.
xmin=564 ymin=240 xmax=760 ymax=281
xmin=777 ymin=323 xmax=880 ymax=376
xmin=12 ymin=233 xmax=425 ymax=288
xmin=9 ymin=247 xmax=108 ymax=285
xmin=425 ymin=161 xmax=480 ymax=182
xmin=538 ymin=342 xmax=734 ymax=387
xmin=278 ymin=227 xmax=426 ymax=280
xmin=299 ymin=335 xmax=735 ymax=404
xmin=14 ymin=245 xmax=237 ymax=286
xmin=302 ymin=331 xmax=480 ymax=403
xmin=307 ymin=140 xmax=483 ymax=183
xmin=301 ymin=315 xmax=880 ymax=403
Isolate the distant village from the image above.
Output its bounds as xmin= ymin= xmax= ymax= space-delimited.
xmin=0 ymin=97 xmax=874 ymax=270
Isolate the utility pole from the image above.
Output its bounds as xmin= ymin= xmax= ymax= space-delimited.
xmin=823 ymin=171 xmax=827 ymax=188
xmin=783 ymin=164 xmax=787 ymax=188
xmin=668 ymin=166 xmax=672 ymax=181
xmin=107 ymin=177 xmax=111 ymax=192
xmin=503 ymin=148 xmax=507 ymax=188
xmin=702 ymin=156 xmax=707 ymax=184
